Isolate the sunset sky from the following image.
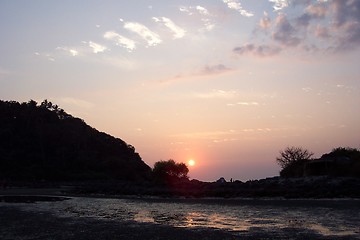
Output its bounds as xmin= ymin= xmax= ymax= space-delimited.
xmin=1 ymin=0 xmax=359 ymax=181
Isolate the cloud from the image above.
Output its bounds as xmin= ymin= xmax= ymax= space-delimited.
xmin=222 ymin=0 xmax=254 ymax=17
xmin=201 ymin=64 xmax=232 ymax=75
xmin=179 ymin=5 xmax=215 ymax=31
xmin=194 ymin=90 xmax=237 ymax=99
xmin=233 ymin=44 xmax=282 ymax=57
xmin=269 ymin=0 xmax=289 ymax=11
xmin=295 ymin=0 xmax=360 ymax=52
xmin=103 ymin=31 xmax=136 ymax=51
xmin=153 ymin=17 xmax=186 ymax=39
xmin=124 ymin=22 xmax=162 ymax=47
xmin=329 ymin=0 xmax=360 ymax=51
xmin=179 ymin=6 xmax=193 ymax=15
xmin=56 ymin=47 xmax=79 ymax=56
xmin=89 ymin=41 xmax=107 ymax=53
xmin=34 ymin=51 xmax=54 ymax=62
xmin=180 ymin=5 xmax=210 ymax=16
xmin=306 ymin=3 xmax=327 ymax=18
xmin=331 ymin=0 xmax=359 ymax=27
xmin=158 ymin=64 xmax=233 ymax=84
xmin=259 ymin=11 xmax=272 ymax=30
xmin=234 ymin=0 xmax=360 ymax=56
xmin=314 ymin=25 xmax=330 ymax=39
xmin=272 ymin=14 xmax=302 ymax=47
xmin=235 ymin=102 xmax=259 ymax=106
xmin=296 ymin=3 xmax=327 ymax=27
xmin=227 ymin=101 xmax=260 ymax=107
xmin=172 ymin=130 xmax=237 ymax=140
xmin=69 ymin=49 xmax=78 ymax=56
xmin=196 ymin=6 xmax=210 ymax=16
xmin=302 ymin=87 xmax=313 ymax=92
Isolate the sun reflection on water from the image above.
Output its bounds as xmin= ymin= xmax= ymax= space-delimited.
xmin=15 ymin=197 xmax=359 ymax=237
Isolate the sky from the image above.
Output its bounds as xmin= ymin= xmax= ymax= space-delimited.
xmin=1 ymin=0 xmax=360 ymax=181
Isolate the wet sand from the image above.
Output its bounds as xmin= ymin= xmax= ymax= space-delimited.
xmin=1 ymin=188 xmax=359 ymax=240
xmin=1 ymin=204 xmax=358 ymax=240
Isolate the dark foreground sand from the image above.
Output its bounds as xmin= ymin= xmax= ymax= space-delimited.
xmin=1 ymin=204 xmax=358 ymax=240
xmin=1 ymin=189 xmax=359 ymax=240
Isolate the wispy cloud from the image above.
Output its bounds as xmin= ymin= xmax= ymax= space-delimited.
xmin=228 ymin=101 xmax=259 ymax=106
xmin=269 ymin=0 xmax=289 ymax=11
xmin=196 ymin=6 xmax=210 ymax=16
xmin=34 ymin=52 xmax=55 ymax=62
xmin=172 ymin=128 xmax=277 ymax=141
xmin=104 ymin=31 xmax=136 ymax=51
xmin=180 ymin=5 xmax=210 ymax=16
xmin=179 ymin=6 xmax=193 ymax=15
xmin=194 ymin=89 xmax=237 ymax=99
xmin=201 ymin=64 xmax=233 ymax=75
xmin=56 ymin=47 xmax=79 ymax=56
xmin=233 ymin=44 xmax=282 ymax=57
xmin=89 ymin=41 xmax=107 ymax=53
xmin=179 ymin=5 xmax=215 ymax=31
xmin=172 ymin=130 xmax=237 ymax=140
xmin=153 ymin=17 xmax=186 ymax=39
xmin=158 ymin=64 xmax=233 ymax=85
xmin=222 ymin=0 xmax=254 ymax=17
xmin=123 ymin=22 xmax=162 ymax=47
xmin=302 ymin=87 xmax=313 ymax=93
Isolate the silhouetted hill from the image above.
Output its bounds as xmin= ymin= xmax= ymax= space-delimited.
xmin=0 ymin=100 xmax=151 ymax=181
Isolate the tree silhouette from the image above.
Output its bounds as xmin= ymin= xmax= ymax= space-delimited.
xmin=276 ymin=146 xmax=314 ymax=169
xmin=276 ymin=146 xmax=314 ymax=177
xmin=152 ymin=159 xmax=189 ymax=183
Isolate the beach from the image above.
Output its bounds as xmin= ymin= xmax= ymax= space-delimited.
xmin=1 ymin=190 xmax=359 ymax=240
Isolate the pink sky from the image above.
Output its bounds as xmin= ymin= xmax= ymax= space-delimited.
xmin=1 ymin=0 xmax=359 ymax=181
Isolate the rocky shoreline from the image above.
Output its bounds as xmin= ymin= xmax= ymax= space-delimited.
xmin=67 ymin=176 xmax=360 ymax=199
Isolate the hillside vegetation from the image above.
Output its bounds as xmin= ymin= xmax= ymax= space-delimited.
xmin=0 ymin=100 xmax=151 ymax=181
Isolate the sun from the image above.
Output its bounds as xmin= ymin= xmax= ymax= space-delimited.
xmin=188 ymin=159 xmax=195 ymax=167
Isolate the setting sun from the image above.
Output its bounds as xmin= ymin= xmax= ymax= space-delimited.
xmin=188 ymin=159 xmax=195 ymax=167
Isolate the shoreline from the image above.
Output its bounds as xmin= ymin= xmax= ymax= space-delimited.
xmin=1 ymin=202 xmax=358 ymax=240
xmin=1 ymin=188 xmax=360 ymax=211
xmin=1 ymin=188 xmax=359 ymax=240
xmin=2 ymin=186 xmax=360 ymax=201
xmin=1 ymin=175 xmax=360 ymax=200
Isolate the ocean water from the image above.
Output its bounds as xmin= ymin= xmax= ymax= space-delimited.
xmin=6 ymin=196 xmax=360 ymax=238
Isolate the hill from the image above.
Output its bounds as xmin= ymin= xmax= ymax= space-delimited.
xmin=0 ymin=100 xmax=151 ymax=181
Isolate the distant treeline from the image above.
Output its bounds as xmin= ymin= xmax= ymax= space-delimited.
xmin=0 ymin=100 xmax=151 ymax=181
xmin=278 ymin=146 xmax=360 ymax=178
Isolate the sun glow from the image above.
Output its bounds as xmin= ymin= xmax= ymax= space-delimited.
xmin=188 ymin=159 xmax=195 ymax=167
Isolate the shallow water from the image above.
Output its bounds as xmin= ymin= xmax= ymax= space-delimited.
xmin=4 ymin=197 xmax=360 ymax=238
